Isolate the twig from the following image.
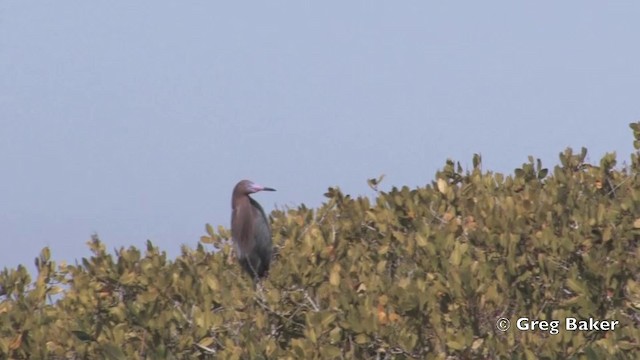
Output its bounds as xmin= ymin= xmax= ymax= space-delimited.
xmin=305 ymin=290 xmax=320 ymax=312
xmin=194 ymin=343 xmax=216 ymax=354
xmin=607 ymin=176 xmax=631 ymax=197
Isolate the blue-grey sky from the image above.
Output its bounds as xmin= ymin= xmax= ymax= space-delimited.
xmin=1 ymin=2 xmax=638 ymax=273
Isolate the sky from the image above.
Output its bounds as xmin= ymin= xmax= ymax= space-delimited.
xmin=1 ymin=2 xmax=638 ymax=275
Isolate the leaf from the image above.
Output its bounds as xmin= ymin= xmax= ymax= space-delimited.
xmin=515 ymin=168 xmax=524 ymax=178
xmin=447 ymin=340 xmax=465 ymax=350
xmin=538 ymin=168 xmax=548 ymax=179
xmin=321 ymin=312 xmax=337 ymax=328
xmin=102 ymin=342 xmax=127 ymax=360
xmin=416 ymin=233 xmax=428 ymax=247
xmin=355 ymin=334 xmax=368 ymax=344
xmin=329 ymin=264 xmax=341 ymax=286
xmin=0 ymin=302 xmax=10 ymax=314
xmin=47 ymin=285 xmax=64 ymax=296
xmin=119 ymin=271 xmax=136 ymax=285
xmin=377 ymin=304 xmax=387 ymax=324
xmin=9 ymin=332 xmax=22 ymax=350
xmin=449 ymin=242 xmax=468 ymax=267
xmin=206 ymin=223 xmax=215 ymax=236
xmin=471 ymin=338 xmax=483 ymax=350
xmin=205 ymin=274 xmax=220 ymax=292
xmin=197 ymin=336 xmax=216 ymax=348
xmin=524 ymin=349 xmax=537 ymax=360
xmin=437 ymin=178 xmax=448 ymax=194
xmin=566 ymin=278 xmax=586 ymax=295
xmin=71 ymin=330 xmax=96 ymax=342
xmin=305 ymin=327 xmax=317 ymax=344
xmin=472 ymin=153 xmax=481 ymax=169
xmin=42 ymin=247 xmax=51 ymax=261
xmin=320 ymin=345 xmax=342 ymax=358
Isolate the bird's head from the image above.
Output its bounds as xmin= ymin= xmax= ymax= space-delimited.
xmin=235 ymin=179 xmax=276 ymax=195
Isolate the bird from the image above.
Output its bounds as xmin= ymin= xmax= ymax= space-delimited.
xmin=231 ymin=179 xmax=276 ymax=279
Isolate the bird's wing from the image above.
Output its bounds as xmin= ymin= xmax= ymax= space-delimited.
xmin=250 ymin=198 xmax=273 ymax=252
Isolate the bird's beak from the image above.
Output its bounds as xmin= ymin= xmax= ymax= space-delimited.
xmin=251 ymin=183 xmax=276 ymax=192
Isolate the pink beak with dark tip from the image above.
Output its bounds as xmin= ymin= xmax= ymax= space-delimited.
xmin=250 ymin=183 xmax=276 ymax=192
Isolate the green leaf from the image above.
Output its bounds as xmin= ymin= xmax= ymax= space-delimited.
xmin=206 ymin=223 xmax=215 ymax=236
xmin=200 ymin=236 xmax=213 ymax=244
xmin=473 ymin=153 xmax=481 ymax=169
xmin=321 ymin=345 xmax=342 ymax=358
xmin=71 ymin=330 xmax=95 ymax=342
xmin=102 ymin=342 xmax=127 ymax=360
xmin=447 ymin=340 xmax=465 ymax=350
xmin=538 ymin=168 xmax=548 ymax=179
xmin=566 ymin=278 xmax=586 ymax=295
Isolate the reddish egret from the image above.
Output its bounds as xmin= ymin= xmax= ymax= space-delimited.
xmin=231 ymin=180 xmax=276 ymax=279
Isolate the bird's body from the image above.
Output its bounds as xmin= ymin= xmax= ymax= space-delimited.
xmin=231 ymin=180 xmax=275 ymax=279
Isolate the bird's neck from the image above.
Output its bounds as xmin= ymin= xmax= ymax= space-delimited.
xmin=232 ymin=195 xmax=251 ymax=211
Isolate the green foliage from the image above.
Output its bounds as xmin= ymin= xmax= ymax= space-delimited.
xmin=2 ymin=124 xmax=640 ymax=359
